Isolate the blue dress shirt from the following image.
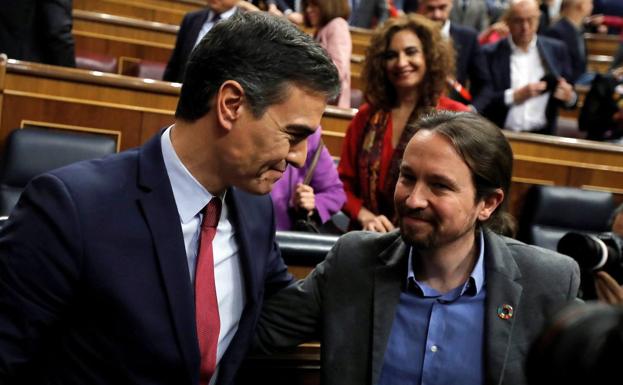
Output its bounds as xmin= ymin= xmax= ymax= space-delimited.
xmin=378 ymin=232 xmax=486 ymax=385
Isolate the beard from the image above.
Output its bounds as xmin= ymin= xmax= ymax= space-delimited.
xmin=397 ymin=208 xmax=438 ymax=250
xmin=397 ymin=207 xmax=478 ymax=252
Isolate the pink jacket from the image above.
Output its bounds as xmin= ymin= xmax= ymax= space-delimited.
xmin=316 ymin=17 xmax=352 ymax=108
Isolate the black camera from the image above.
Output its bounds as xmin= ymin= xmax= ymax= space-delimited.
xmin=557 ymin=232 xmax=623 ymax=299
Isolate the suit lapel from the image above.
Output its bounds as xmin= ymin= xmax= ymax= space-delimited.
xmin=226 ymin=188 xmax=259 ymax=305
xmin=371 ymin=236 xmax=409 ymax=385
xmin=499 ymin=40 xmax=512 ymax=89
xmin=184 ymin=9 xmax=211 ymax=61
xmin=137 ymin=133 xmax=197 ymax=385
xmin=483 ymin=230 xmax=523 ymax=385
xmin=213 ymin=188 xmax=261 ymax=385
xmin=537 ymin=38 xmax=560 ymax=78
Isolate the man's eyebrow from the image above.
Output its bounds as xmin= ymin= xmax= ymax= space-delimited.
xmin=399 ymin=163 xmax=412 ymax=174
xmin=429 ymin=173 xmax=458 ymax=187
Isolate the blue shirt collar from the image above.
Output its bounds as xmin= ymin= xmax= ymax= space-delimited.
xmin=407 ymin=230 xmax=486 ymax=298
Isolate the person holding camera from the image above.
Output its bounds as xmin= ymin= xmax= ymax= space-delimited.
xmin=482 ymin=0 xmax=577 ymax=135
xmin=593 ymin=203 xmax=623 ymax=304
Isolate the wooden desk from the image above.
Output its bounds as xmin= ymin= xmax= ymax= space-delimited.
xmin=73 ymin=10 xmax=178 ymax=46
xmin=588 ymin=54 xmax=614 ymax=74
xmin=0 ymin=57 xmax=179 ymax=152
xmin=74 ymin=0 xmax=187 ymax=25
xmin=350 ymin=26 xmax=372 ymax=56
xmin=585 ymin=33 xmax=620 ymax=57
xmin=73 ymin=30 xmax=174 ymax=65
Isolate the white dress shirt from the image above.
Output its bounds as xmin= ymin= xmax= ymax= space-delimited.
xmin=194 ymin=6 xmax=237 ymax=48
xmin=161 ymin=126 xmax=245 ymax=385
xmin=441 ymin=19 xmax=451 ymax=39
xmin=503 ymin=36 xmax=549 ymax=132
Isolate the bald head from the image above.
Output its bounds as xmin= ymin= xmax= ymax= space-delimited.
xmin=508 ymin=0 xmax=540 ymax=15
xmin=560 ymin=0 xmax=593 ymax=21
xmin=505 ymin=0 xmax=541 ymax=50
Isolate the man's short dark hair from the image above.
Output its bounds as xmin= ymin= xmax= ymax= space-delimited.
xmin=175 ymin=12 xmax=340 ymax=121
xmin=414 ymin=111 xmax=517 ymax=236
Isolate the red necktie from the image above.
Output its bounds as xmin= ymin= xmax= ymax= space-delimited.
xmin=195 ymin=198 xmax=222 ymax=385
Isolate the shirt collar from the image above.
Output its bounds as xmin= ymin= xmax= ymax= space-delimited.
xmin=441 ymin=20 xmax=451 ymax=39
xmin=210 ymin=6 xmax=237 ymax=22
xmin=160 ymin=125 xmax=226 ymax=223
xmin=508 ymin=34 xmax=538 ymax=53
xmin=407 ymin=230 xmax=486 ymax=297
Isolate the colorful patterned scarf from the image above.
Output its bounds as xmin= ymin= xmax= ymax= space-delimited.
xmin=357 ymin=108 xmax=420 ymax=222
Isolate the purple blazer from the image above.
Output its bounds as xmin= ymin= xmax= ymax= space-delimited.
xmin=270 ymin=128 xmax=346 ymax=230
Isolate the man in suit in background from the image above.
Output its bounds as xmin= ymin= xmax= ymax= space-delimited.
xmin=256 ymin=111 xmax=580 ymax=385
xmin=0 ymin=12 xmax=339 ymax=385
xmin=418 ymin=0 xmax=493 ymax=112
xmin=164 ymin=0 xmax=240 ymax=83
xmin=545 ymin=0 xmax=594 ymax=83
xmin=450 ymin=0 xmax=491 ymax=31
xmin=482 ymin=0 xmax=576 ymax=134
xmin=348 ymin=0 xmax=389 ymax=28
xmin=0 ymin=0 xmax=75 ymax=67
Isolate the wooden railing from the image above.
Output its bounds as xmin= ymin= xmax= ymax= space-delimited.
xmin=74 ymin=0 xmax=188 ymax=25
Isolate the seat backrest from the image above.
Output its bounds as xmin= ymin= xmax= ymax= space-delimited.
xmin=275 ymin=231 xmax=339 ymax=267
xmin=517 ymin=185 xmax=615 ymax=251
xmin=0 ymin=127 xmax=117 ymax=216
xmin=138 ymin=61 xmax=166 ymax=80
xmin=75 ymin=52 xmax=118 ymax=73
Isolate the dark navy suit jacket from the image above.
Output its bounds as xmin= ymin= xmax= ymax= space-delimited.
xmin=545 ymin=17 xmax=586 ymax=83
xmin=0 ymin=132 xmax=292 ymax=385
xmin=163 ymin=8 xmax=212 ymax=83
xmin=482 ymin=36 xmax=573 ymax=134
xmin=0 ymin=0 xmax=75 ymax=67
xmin=449 ymin=23 xmax=493 ymax=112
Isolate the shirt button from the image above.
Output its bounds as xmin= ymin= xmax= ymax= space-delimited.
xmin=431 ymin=345 xmax=438 ymax=352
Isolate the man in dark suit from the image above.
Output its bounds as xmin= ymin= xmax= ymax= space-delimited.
xmin=0 ymin=0 xmax=75 ymax=67
xmin=163 ymin=0 xmax=239 ymax=83
xmin=545 ymin=0 xmax=594 ymax=83
xmin=482 ymin=0 xmax=576 ymax=134
xmin=0 ymin=12 xmax=339 ymax=385
xmin=418 ymin=0 xmax=493 ymax=111
xmin=349 ymin=0 xmax=389 ymax=28
xmin=256 ymin=112 xmax=580 ymax=385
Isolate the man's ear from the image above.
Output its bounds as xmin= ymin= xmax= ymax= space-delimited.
xmin=216 ymin=80 xmax=245 ymax=131
xmin=478 ymin=188 xmax=505 ymax=222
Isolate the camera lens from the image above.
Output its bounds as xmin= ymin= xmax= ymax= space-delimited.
xmin=557 ymin=232 xmax=610 ymax=271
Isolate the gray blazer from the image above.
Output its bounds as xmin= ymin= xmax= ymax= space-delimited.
xmin=257 ymin=228 xmax=580 ymax=385
xmin=349 ymin=0 xmax=388 ymax=28
xmin=450 ymin=0 xmax=490 ymax=32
